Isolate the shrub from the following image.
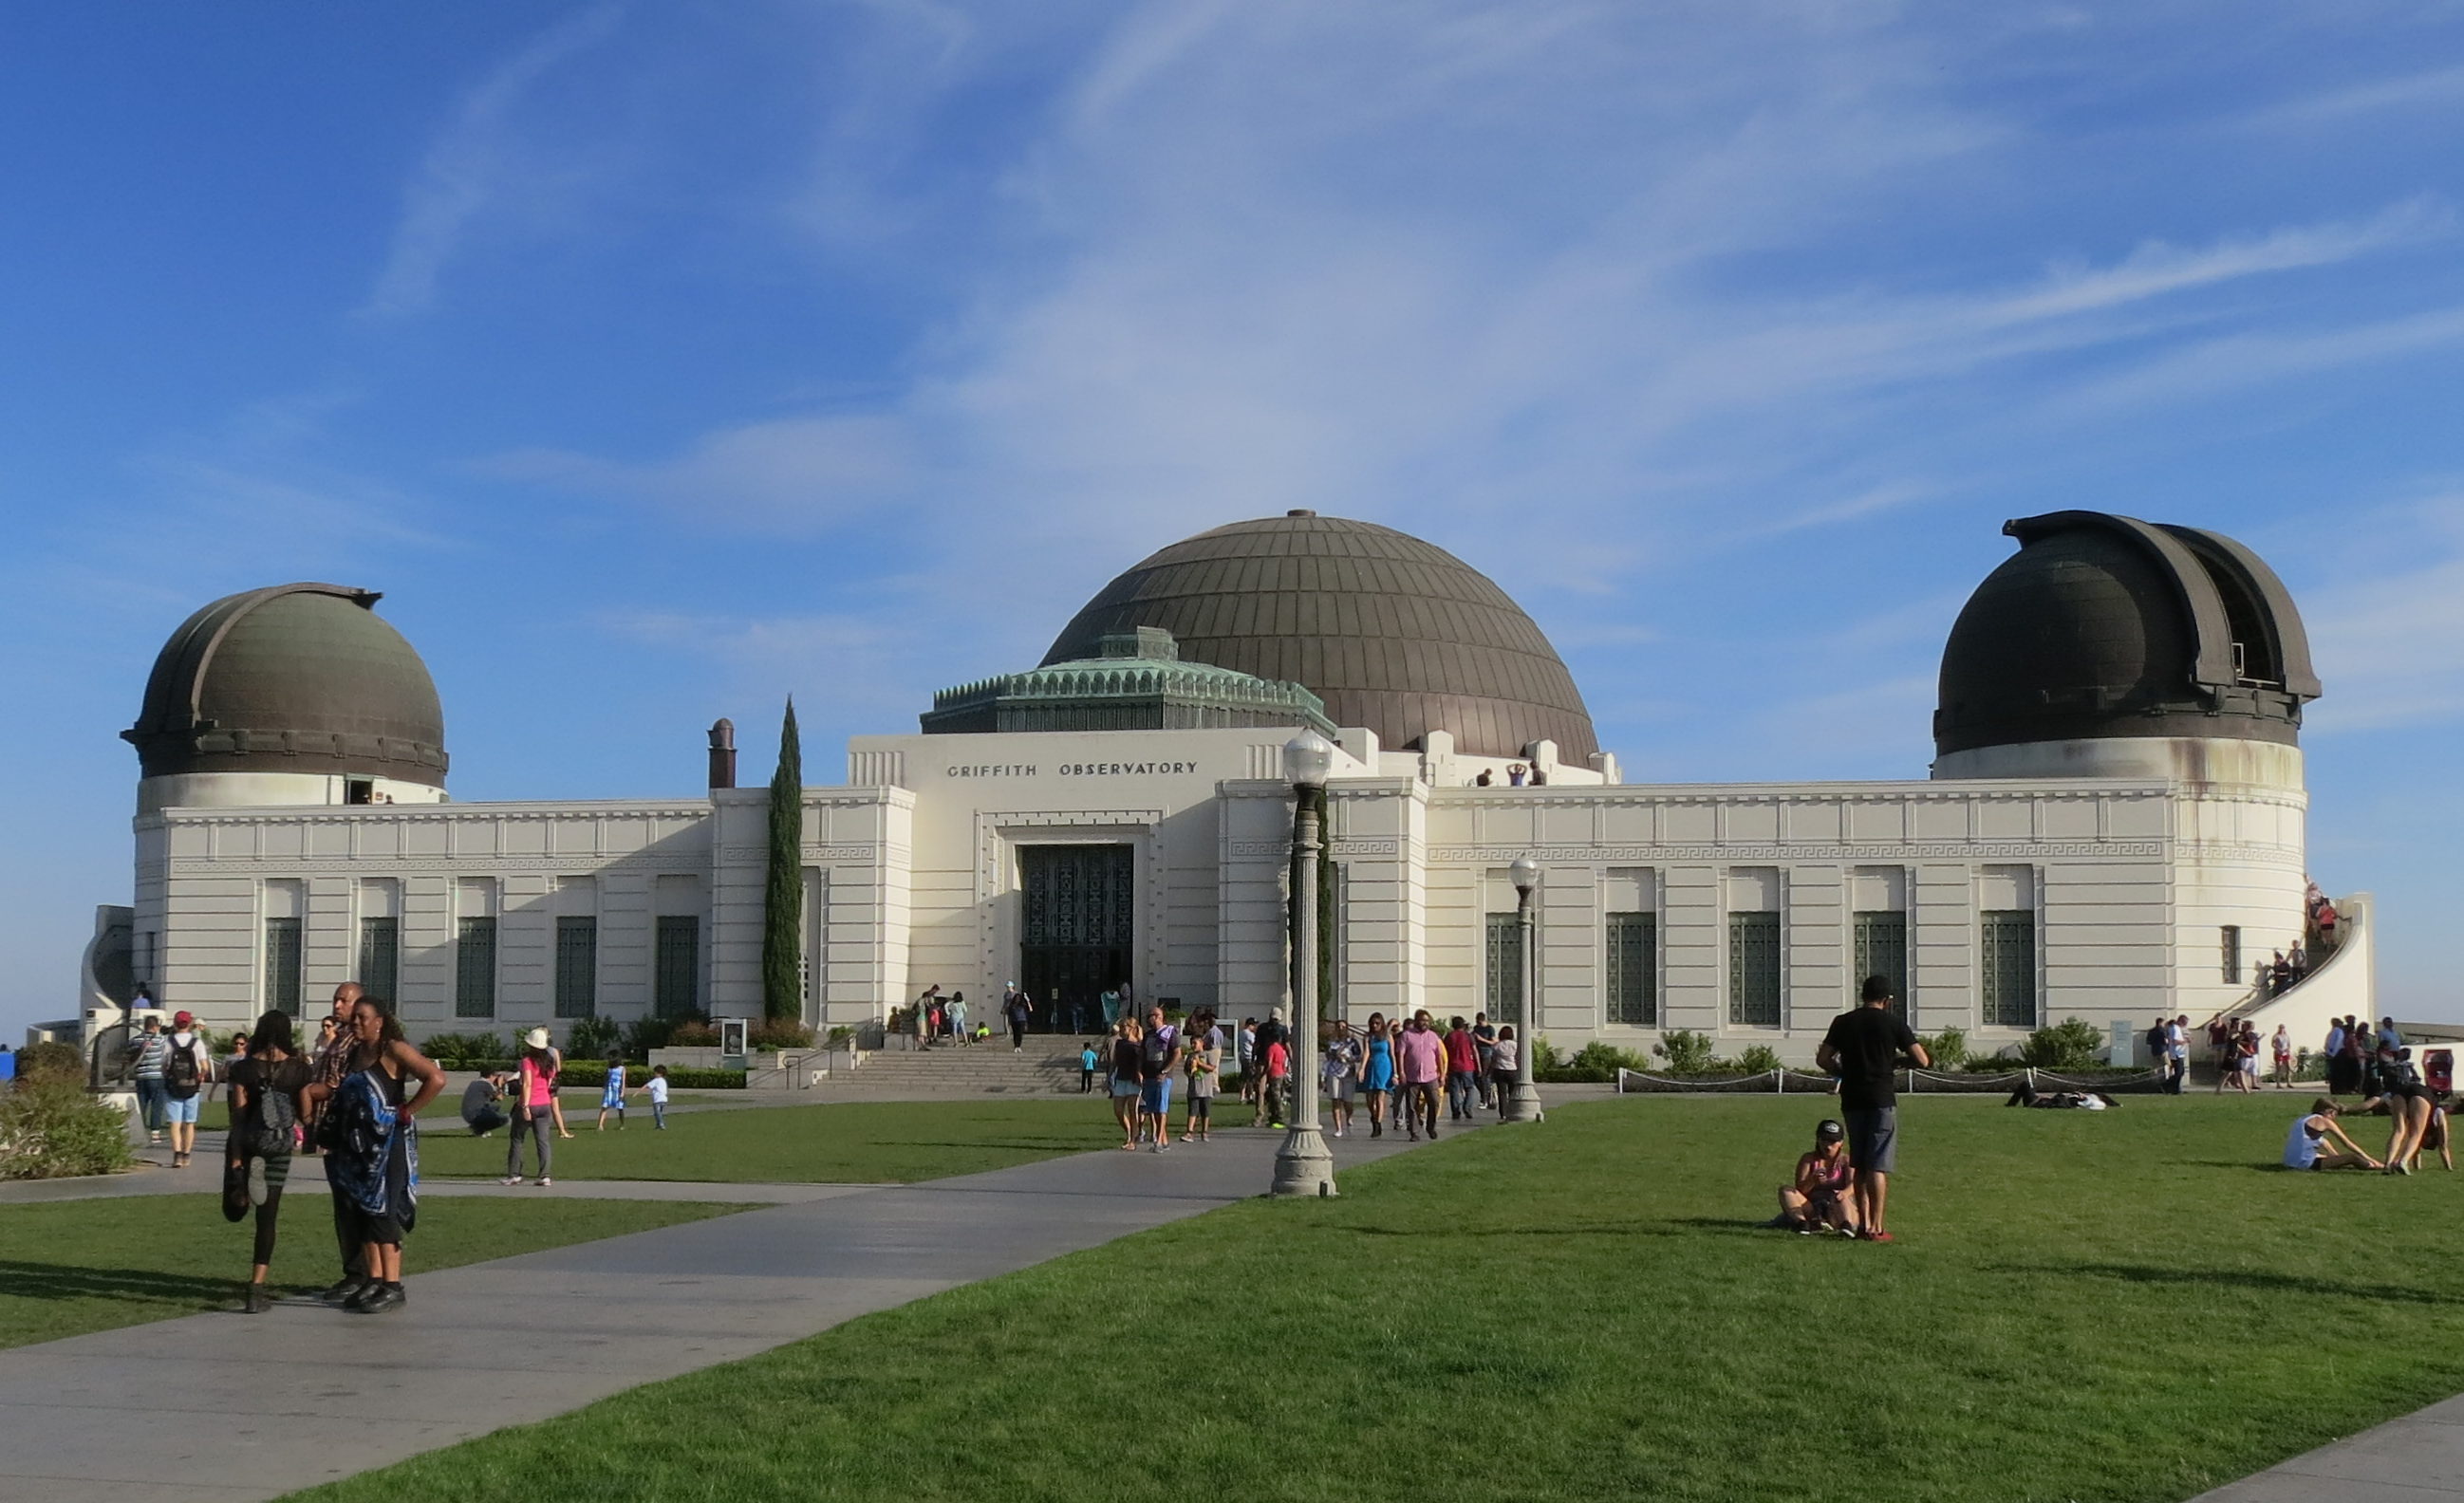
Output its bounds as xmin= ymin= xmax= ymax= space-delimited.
xmin=2022 ymin=1017 xmax=2106 ymax=1071
xmin=824 ymin=1026 xmax=855 ymax=1050
xmin=748 ymin=1019 xmax=815 ymax=1053
xmin=1918 ymin=1027 xmax=1969 ymax=1071
xmin=556 ymin=1065 xmax=745 ymax=1090
xmin=420 ymin=1032 xmax=505 ymax=1066
xmin=15 ymin=1041 xmax=84 ymax=1082
xmin=1 ymin=1074 xmax=137 ymax=1179
xmin=1734 ymin=1043 xmax=1784 ymax=1075
xmin=670 ymin=1020 xmax=720 ymax=1048
xmin=565 ymin=1016 xmax=623 ymax=1059
xmin=624 ymin=1017 xmax=697 ymax=1059
xmin=1652 ymin=1030 xmax=1717 ymax=1074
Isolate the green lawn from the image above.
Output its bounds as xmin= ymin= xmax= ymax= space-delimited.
xmin=0 ymin=1196 xmax=744 ymax=1351
xmin=286 ymin=1092 xmax=2464 ymax=1503
xmin=415 ymin=1099 xmax=1125 ymax=1183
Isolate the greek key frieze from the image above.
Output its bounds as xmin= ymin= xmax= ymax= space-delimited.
xmin=1422 ymin=843 xmax=2165 ymax=863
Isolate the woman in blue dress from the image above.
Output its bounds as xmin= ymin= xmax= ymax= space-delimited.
xmin=1360 ymin=1012 xmax=1396 ymax=1139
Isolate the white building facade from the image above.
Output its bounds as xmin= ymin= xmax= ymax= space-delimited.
xmin=102 ymin=509 xmax=2364 ymax=1062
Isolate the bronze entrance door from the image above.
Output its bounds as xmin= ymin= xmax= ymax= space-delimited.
xmin=1018 ymin=844 xmax=1133 ymax=1034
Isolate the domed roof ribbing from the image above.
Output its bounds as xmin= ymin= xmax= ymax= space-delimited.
xmin=1935 ymin=511 xmax=2321 ymax=758
xmin=1041 ymin=511 xmax=1597 ymax=762
xmin=123 ymin=584 xmax=448 ymax=786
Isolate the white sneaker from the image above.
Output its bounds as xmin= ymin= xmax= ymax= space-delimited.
xmin=536 ymin=1177 xmax=553 ymax=1187
xmin=500 ymin=1176 xmax=523 ymax=1186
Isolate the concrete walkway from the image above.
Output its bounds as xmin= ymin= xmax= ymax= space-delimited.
xmin=0 ymin=1122 xmax=1466 ymax=1502
xmin=2193 ymin=1398 xmax=2464 ymax=1501
xmin=0 ymin=1156 xmax=873 ymax=1205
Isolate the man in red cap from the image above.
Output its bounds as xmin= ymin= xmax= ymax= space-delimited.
xmin=159 ymin=1010 xmax=213 ymax=1168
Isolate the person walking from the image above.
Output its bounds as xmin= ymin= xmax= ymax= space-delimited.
xmin=1261 ymin=1030 xmax=1292 ymax=1129
xmin=1323 ymin=1023 xmax=1362 ymax=1138
xmin=1138 ymin=1005 xmax=1181 ymax=1152
xmin=125 ymin=1014 xmax=173 ymax=1149
xmin=1253 ymin=1008 xmax=1292 ymax=1127
xmin=503 ymin=1029 xmax=559 ymax=1186
xmin=1359 ymin=1013 xmax=1395 ymax=1137
xmin=645 ymin=1066 xmax=671 ymax=1129
xmin=2164 ymin=1014 xmax=2189 ymax=1095
xmin=1471 ymin=1013 xmax=1499 ymax=1108
xmin=1488 ymin=1026 xmax=1520 ymax=1117
xmin=304 ymin=983 xmax=371 ymax=1303
xmin=222 ymin=1010 xmax=311 ymax=1312
xmin=596 ymin=1056 xmax=629 ymax=1130
xmin=1443 ymin=1016 xmax=1481 ymax=1121
xmin=1183 ymin=1014 xmax=1220 ymax=1142
xmin=1397 ymin=1011 xmax=1445 ymax=1141
xmin=1005 ymin=988 xmax=1035 ymax=1052
xmin=1237 ymin=1018 xmax=1259 ymax=1109
xmin=2271 ymin=1025 xmax=2295 ymax=1088
xmin=158 ymin=1011 xmax=213 ymax=1168
xmin=1815 ymin=975 xmax=1931 ymax=1243
xmin=302 ymin=998 xmax=443 ymax=1314
xmin=1079 ymin=1039 xmax=1099 ymax=1093
xmin=1110 ymin=1020 xmax=1145 ymax=1149
xmin=210 ymin=1030 xmax=250 ymax=1109
xmin=946 ymin=991 xmax=970 ymax=1047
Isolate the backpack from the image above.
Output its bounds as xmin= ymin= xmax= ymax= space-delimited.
xmin=246 ymin=1065 xmax=299 ymax=1158
xmin=163 ymin=1036 xmax=202 ymax=1100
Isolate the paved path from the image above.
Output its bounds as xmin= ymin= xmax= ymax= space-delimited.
xmin=2193 ymin=1397 xmax=2464 ymax=1501
xmin=0 ymin=1122 xmax=1468 ymax=1502
xmin=0 ymin=1158 xmax=875 ymax=1205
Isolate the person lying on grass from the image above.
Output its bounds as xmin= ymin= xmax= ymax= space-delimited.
xmin=2004 ymin=1086 xmax=2119 ymax=1109
xmin=2284 ymin=1098 xmax=2380 ymax=1172
xmin=1770 ymin=1119 xmax=1857 ymax=1235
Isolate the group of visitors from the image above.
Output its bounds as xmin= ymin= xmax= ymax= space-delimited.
xmin=1094 ymin=1003 xmax=1221 ymax=1151
xmin=217 ymin=983 xmax=444 ymax=1315
xmin=122 ymin=1010 xmax=215 ymax=1166
xmin=1320 ymin=1011 xmax=1515 ymax=1141
xmin=2256 ymin=945 xmax=2313 ymax=998
xmin=2323 ymin=1015 xmax=2407 ymax=1096
xmin=1468 ymin=763 xmax=1545 ymax=787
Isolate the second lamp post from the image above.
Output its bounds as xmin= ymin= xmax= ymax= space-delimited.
xmin=1270 ymin=730 xmax=1338 ymax=1197
xmin=1502 ymin=854 xmax=1545 ymax=1123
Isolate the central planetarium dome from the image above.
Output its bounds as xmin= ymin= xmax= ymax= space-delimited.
xmin=1041 ymin=510 xmax=1597 ymax=763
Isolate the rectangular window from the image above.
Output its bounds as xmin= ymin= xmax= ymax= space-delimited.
xmin=1852 ymin=911 xmax=1909 ymax=1014
xmin=1485 ymin=912 xmax=1524 ymax=1026
xmin=356 ymin=918 xmax=400 ymax=1006
xmin=456 ymin=917 xmax=497 ymax=1019
xmin=1981 ymin=911 xmax=2038 ymax=1028
xmin=263 ymin=917 xmax=304 ymax=1015
xmin=1606 ymin=912 xmax=1657 ymax=1026
xmin=554 ymin=917 xmax=598 ymax=1019
xmin=1727 ymin=912 xmax=1782 ymax=1027
xmin=2221 ymin=924 xmax=2243 ymax=984
xmin=655 ymin=916 xmax=701 ymax=1019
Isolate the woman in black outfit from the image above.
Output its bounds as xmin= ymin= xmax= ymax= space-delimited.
xmin=303 ymin=999 xmax=444 ymax=1315
xmin=224 ymin=1010 xmax=312 ymax=1312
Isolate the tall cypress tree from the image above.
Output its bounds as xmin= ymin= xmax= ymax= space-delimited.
xmin=760 ymin=697 xmax=803 ymax=1022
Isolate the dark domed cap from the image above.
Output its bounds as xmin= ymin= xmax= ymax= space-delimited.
xmin=1041 ymin=511 xmax=1596 ymax=762
xmin=1935 ymin=512 xmax=2321 ymax=757
xmin=123 ymin=584 xmax=448 ymax=785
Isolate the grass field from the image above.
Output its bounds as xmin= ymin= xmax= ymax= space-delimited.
xmin=0 ymin=1196 xmax=745 ymax=1351
xmin=283 ymin=1092 xmax=2464 ymax=1503
xmin=413 ymin=1099 xmax=1125 ymax=1182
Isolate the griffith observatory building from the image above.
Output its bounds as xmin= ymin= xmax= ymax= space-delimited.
xmin=87 ymin=508 xmax=2374 ymax=1063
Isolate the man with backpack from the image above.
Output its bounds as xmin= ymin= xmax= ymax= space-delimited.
xmin=159 ymin=1011 xmax=213 ymax=1168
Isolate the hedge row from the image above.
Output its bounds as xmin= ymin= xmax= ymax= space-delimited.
xmin=442 ymin=1060 xmax=746 ymax=1090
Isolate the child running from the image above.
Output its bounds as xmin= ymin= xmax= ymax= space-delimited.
xmin=596 ymin=1056 xmax=628 ymax=1130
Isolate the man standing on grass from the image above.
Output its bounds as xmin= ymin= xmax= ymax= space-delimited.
xmin=1816 ymin=975 xmax=1930 ymax=1244
xmin=2164 ymin=1015 xmax=2190 ymax=1095
xmin=1138 ymin=1005 xmax=1181 ymax=1151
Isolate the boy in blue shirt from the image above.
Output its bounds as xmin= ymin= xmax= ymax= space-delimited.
xmin=1079 ymin=1041 xmax=1099 ymax=1093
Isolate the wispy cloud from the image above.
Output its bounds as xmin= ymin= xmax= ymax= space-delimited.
xmin=361 ymin=5 xmax=622 ymax=318
xmin=2305 ymin=494 xmax=2464 ymax=733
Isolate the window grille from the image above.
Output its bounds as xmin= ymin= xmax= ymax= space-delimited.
xmin=1981 ymin=911 xmax=2038 ymax=1028
xmin=357 ymin=918 xmax=400 ymax=1007
xmin=554 ymin=917 xmax=598 ymax=1019
xmin=263 ymin=917 xmax=303 ymax=1015
xmin=656 ymin=916 xmax=701 ymax=1020
xmin=1485 ymin=912 xmax=1524 ymax=1026
xmin=2220 ymin=924 xmax=2242 ymax=984
xmin=456 ymin=918 xmax=496 ymax=1019
xmin=1852 ymin=911 xmax=1909 ymax=1013
xmin=1727 ymin=912 xmax=1782 ymax=1027
xmin=1606 ymin=912 xmax=1657 ymax=1026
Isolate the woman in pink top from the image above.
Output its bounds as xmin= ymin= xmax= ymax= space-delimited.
xmin=1398 ymin=1011 xmax=1446 ymax=1141
xmin=501 ymin=1029 xmax=557 ymax=1187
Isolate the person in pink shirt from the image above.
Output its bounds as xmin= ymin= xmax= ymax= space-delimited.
xmin=1397 ymin=1011 xmax=1447 ymax=1141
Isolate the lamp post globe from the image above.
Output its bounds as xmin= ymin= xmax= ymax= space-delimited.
xmin=1271 ymin=728 xmax=1338 ymax=1197
xmin=1503 ymin=855 xmax=1545 ymax=1123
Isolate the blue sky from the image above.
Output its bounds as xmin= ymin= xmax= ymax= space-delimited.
xmin=5 ymin=3 xmax=2463 ymax=1039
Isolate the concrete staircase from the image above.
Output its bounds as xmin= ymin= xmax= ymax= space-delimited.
xmin=814 ymin=1041 xmax=1086 ymax=1099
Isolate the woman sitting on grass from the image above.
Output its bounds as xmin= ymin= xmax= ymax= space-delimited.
xmin=2284 ymin=1099 xmax=2380 ymax=1172
xmin=1772 ymin=1119 xmax=1857 ymax=1234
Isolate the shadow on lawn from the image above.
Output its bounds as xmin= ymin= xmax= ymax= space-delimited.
xmin=1993 ymin=1262 xmax=2464 ymax=1306
xmin=0 ymin=1259 xmax=232 ymax=1307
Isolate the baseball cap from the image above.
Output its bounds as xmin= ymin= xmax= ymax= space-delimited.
xmin=1816 ymin=1120 xmax=1844 ymax=1141
xmin=172 ymin=1011 xmax=194 ymax=1027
